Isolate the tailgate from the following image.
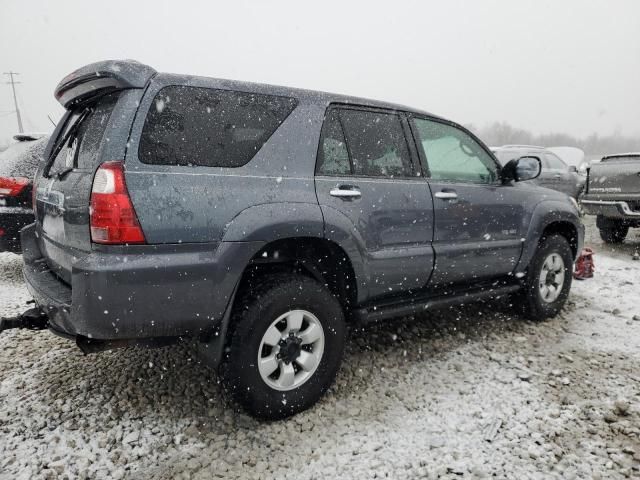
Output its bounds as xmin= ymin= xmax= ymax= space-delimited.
xmin=34 ymin=60 xmax=156 ymax=283
xmin=35 ymin=94 xmax=122 ymax=281
xmin=588 ymin=158 xmax=640 ymax=196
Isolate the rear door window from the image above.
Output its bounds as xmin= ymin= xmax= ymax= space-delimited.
xmin=138 ymin=86 xmax=297 ymax=167
xmin=338 ymin=109 xmax=414 ymax=177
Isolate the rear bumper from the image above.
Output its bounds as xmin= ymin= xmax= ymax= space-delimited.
xmin=21 ymin=224 xmax=264 ymax=340
xmin=581 ymin=199 xmax=640 ymax=221
xmin=0 ymin=208 xmax=33 ymax=253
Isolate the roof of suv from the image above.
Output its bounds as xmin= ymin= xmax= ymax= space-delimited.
xmin=156 ymin=71 xmax=444 ymax=120
xmin=56 ymin=59 xmax=445 ymax=121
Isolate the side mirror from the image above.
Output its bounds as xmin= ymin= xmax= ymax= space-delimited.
xmin=568 ymin=165 xmax=578 ymax=173
xmin=501 ymin=156 xmax=542 ymax=183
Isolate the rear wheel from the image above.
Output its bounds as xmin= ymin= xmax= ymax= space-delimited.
xmin=221 ymin=273 xmax=345 ymax=420
xmin=599 ymin=223 xmax=628 ymax=244
xmin=518 ymin=234 xmax=573 ymax=321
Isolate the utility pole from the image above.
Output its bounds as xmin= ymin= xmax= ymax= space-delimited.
xmin=3 ymin=71 xmax=24 ymax=133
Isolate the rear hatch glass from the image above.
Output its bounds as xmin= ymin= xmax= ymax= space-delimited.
xmin=46 ymin=93 xmax=120 ymax=176
xmin=35 ymin=92 xmax=120 ymax=282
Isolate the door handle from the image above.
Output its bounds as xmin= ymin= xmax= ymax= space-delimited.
xmin=330 ymin=186 xmax=361 ymax=198
xmin=434 ymin=191 xmax=458 ymax=200
xmin=554 ymin=174 xmax=562 ymax=178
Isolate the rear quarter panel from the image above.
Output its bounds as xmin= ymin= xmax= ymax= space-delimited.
xmin=124 ymin=75 xmax=327 ymax=245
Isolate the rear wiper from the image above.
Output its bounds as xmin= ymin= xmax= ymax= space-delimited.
xmin=43 ymin=107 xmax=91 ymax=178
xmin=56 ymin=167 xmax=74 ymax=180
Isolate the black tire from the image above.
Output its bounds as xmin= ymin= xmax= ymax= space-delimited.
xmin=599 ymin=224 xmax=628 ymax=244
xmin=518 ymin=234 xmax=573 ymax=321
xmin=221 ymin=273 xmax=345 ymax=420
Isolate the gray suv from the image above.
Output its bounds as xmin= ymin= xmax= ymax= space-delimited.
xmin=20 ymin=60 xmax=584 ymax=419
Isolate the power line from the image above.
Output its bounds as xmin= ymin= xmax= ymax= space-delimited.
xmin=3 ymin=71 xmax=23 ymax=133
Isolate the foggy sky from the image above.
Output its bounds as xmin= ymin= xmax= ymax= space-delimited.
xmin=1 ymin=0 xmax=639 ymax=145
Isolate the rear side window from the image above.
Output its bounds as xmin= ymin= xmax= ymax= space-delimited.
xmin=139 ymin=86 xmax=297 ymax=167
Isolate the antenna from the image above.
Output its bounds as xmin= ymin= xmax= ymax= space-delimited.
xmin=3 ymin=71 xmax=24 ymax=133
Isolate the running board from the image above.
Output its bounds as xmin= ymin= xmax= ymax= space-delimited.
xmin=353 ymin=283 xmax=521 ymax=324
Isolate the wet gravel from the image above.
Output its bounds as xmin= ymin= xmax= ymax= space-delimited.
xmin=1 ymin=220 xmax=639 ymax=479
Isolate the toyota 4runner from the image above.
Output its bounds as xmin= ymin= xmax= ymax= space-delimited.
xmin=17 ymin=60 xmax=583 ymax=419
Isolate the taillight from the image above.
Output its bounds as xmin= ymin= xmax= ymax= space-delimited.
xmin=0 ymin=177 xmax=29 ymax=197
xmin=90 ymin=161 xmax=146 ymax=244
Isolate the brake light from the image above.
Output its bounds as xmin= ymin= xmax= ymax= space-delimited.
xmin=90 ymin=161 xmax=146 ymax=244
xmin=0 ymin=177 xmax=29 ymax=197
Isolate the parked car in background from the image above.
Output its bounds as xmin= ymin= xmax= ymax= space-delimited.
xmin=581 ymin=153 xmax=640 ymax=243
xmin=547 ymin=146 xmax=588 ymax=174
xmin=0 ymin=134 xmax=48 ymax=253
xmin=19 ymin=60 xmax=583 ymax=420
xmin=492 ymin=145 xmax=586 ymax=199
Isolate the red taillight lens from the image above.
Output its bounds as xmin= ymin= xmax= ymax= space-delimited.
xmin=90 ymin=161 xmax=146 ymax=244
xmin=0 ymin=177 xmax=30 ymax=197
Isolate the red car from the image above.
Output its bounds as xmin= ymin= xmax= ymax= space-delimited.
xmin=0 ymin=134 xmax=48 ymax=253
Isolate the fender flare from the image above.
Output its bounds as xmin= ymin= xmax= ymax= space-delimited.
xmin=221 ymin=202 xmax=368 ymax=301
xmin=516 ymin=200 xmax=581 ymax=272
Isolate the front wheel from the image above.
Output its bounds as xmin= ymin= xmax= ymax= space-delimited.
xmin=221 ymin=273 xmax=346 ymax=420
xmin=519 ymin=234 xmax=573 ymax=321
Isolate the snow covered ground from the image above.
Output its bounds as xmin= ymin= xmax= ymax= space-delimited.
xmin=0 ymin=218 xmax=639 ymax=479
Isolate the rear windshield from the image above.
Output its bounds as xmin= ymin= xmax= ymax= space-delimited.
xmin=138 ymin=86 xmax=297 ymax=167
xmin=48 ymin=92 xmax=120 ymax=174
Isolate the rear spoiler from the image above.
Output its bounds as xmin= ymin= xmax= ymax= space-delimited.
xmin=54 ymin=59 xmax=156 ymax=108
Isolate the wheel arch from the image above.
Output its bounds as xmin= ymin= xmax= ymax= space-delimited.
xmin=237 ymin=236 xmax=359 ymax=315
xmin=516 ymin=200 xmax=582 ymax=272
xmin=541 ymin=221 xmax=579 ymax=258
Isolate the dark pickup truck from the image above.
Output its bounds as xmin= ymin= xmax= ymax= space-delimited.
xmin=582 ymin=153 xmax=640 ymax=243
xmin=10 ymin=60 xmax=583 ymax=419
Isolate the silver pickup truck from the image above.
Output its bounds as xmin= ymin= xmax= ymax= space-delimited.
xmin=582 ymin=153 xmax=640 ymax=243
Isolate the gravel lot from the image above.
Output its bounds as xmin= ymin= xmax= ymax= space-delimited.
xmin=1 ymin=218 xmax=639 ymax=479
